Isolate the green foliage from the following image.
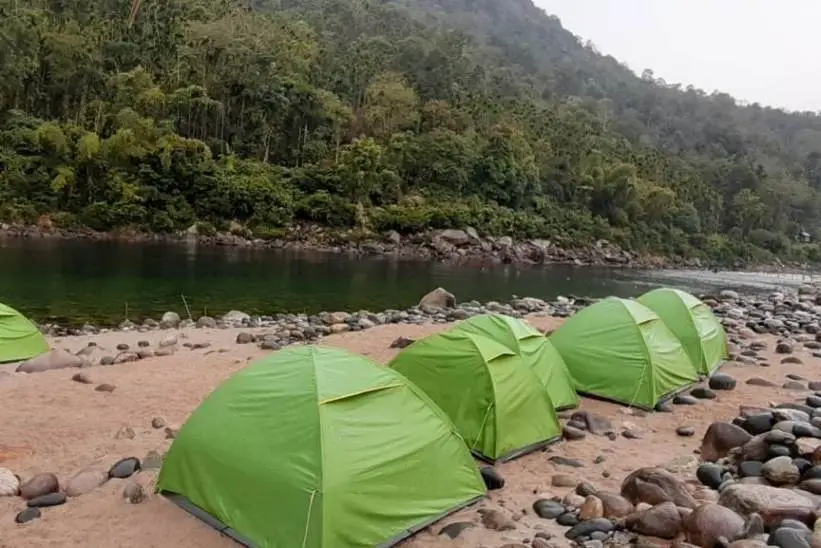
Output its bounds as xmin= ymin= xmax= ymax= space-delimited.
xmin=1 ymin=0 xmax=821 ymax=262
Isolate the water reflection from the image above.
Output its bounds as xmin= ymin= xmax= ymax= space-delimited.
xmin=0 ymin=237 xmax=805 ymax=325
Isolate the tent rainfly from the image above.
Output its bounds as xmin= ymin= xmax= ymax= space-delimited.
xmin=637 ymin=288 xmax=728 ymax=376
xmin=549 ymin=297 xmax=699 ymax=409
xmin=389 ymin=328 xmax=562 ymax=462
xmin=450 ymin=313 xmax=579 ymax=410
xmin=157 ymin=346 xmax=486 ymax=548
xmin=0 ymin=303 xmax=48 ymax=364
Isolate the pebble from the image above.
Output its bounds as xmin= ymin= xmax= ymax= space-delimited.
xmin=27 ymin=492 xmax=67 ymax=507
xmin=123 ymin=482 xmax=145 ymax=504
xmin=533 ymin=499 xmax=566 ymax=519
xmin=708 ymin=373 xmax=737 ymax=390
xmin=115 ymin=426 xmax=136 ymax=440
xmin=0 ymin=467 xmax=20 ymax=496
xmin=108 ymin=457 xmax=141 ymax=479
xmin=677 ymin=426 xmax=696 ymax=437
xmin=549 ymin=456 xmax=584 ymax=468
xmin=480 ymin=466 xmax=505 ymax=490
xmin=71 ymin=372 xmax=93 ymax=384
xmin=95 ymin=383 xmax=116 ymax=392
xmin=15 ymin=507 xmax=41 ymax=524
xmin=556 ymin=512 xmax=580 ymax=526
xmin=236 ymin=332 xmax=255 ymax=344
xmin=690 ymin=387 xmax=717 ymax=400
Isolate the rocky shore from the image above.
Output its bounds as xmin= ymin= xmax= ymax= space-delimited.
xmin=0 ymin=221 xmax=681 ymax=269
xmin=5 ymin=285 xmax=821 ymax=547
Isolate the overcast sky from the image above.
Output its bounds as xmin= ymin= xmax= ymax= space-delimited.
xmin=535 ymin=0 xmax=819 ymax=112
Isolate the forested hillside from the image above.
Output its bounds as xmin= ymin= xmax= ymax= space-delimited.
xmin=2 ymin=0 xmax=821 ymax=263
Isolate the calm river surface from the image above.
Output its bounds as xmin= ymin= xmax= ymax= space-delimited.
xmin=0 ymin=238 xmax=817 ymax=325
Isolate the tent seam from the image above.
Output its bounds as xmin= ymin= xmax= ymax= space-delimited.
xmin=301 ymin=489 xmax=318 ymax=548
xmin=465 ymin=334 xmax=500 ymax=458
xmin=626 ymin=300 xmax=655 ymax=408
xmin=318 ymin=384 xmax=402 ymax=405
xmin=309 ymin=347 xmax=324 ymax=547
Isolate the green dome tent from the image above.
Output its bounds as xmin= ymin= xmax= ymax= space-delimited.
xmin=549 ymin=297 xmax=699 ymax=410
xmin=637 ymin=288 xmax=728 ymax=376
xmin=0 ymin=303 xmax=48 ymax=364
xmin=157 ymin=346 xmax=485 ymax=548
xmin=451 ymin=313 xmax=579 ymax=410
xmin=389 ymin=329 xmax=562 ymax=462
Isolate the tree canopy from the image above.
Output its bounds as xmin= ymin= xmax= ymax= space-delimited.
xmin=2 ymin=0 xmax=821 ymax=264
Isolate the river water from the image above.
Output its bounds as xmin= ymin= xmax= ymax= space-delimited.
xmin=0 ymin=238 xmax=817 ymax=325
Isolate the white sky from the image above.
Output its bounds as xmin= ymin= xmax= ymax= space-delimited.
xmin=535 ymin=0 xmax=820 ymax=112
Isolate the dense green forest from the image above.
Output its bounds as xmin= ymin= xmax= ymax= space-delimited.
xmin=3 ymin=0 xmax=821 ymax=263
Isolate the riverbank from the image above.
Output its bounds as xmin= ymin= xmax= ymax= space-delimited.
xmin=3 ymin=287 xmax=821 ymax=546
xmin=0 ymin=221 xmax=685 ymax=270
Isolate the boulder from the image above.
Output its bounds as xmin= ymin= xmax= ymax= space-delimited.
xmin=418 ymin=288 xmax=456 ymax=309
xmin=596 ymin=491 xmax=634 ymax=518
xmin=737 ymin=434 xmax=772 ymax=462
xmin=701 ymin=421 xmax=753 ymax=462
xmin=16 ymin=350 xmax=82 ymax=373
xmin=64 ymin=469 xmax=108 ymax=497
xmin=683 ymin=504 xmax=745 ymax=548
xmin=160 ymin=311 xmax=180 ymax=328
xmin=623 ymin=502 xmax=683 ymax=539
xmin=19 ymin=473 xmax=59 ymax=500
xmin=578 ymin=495 xmax=604 ymax=520
xmin=438 ymin=229 xmax=471 ymax=246
xmin=761 ymin=456 xmax=800 ymax=485
xmin=718 ymin=484 xmax=816 ymax=527
xmin=222 ymin=310 xmax=251 ymax=324
xmin=797 ymin=438 xmax=821 ymax=457
xmin=621 ymin=468 xmax=698 ymax=509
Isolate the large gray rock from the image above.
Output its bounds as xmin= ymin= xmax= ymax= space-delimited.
xmin=737 ymin=434 xmax=772 ymax=462
xmin=64 ymin=469 xmax=108 ymax=497
xmin=683 ymin=503 xmax=745 ymax=548
xmin=718 ymin=484 xmax=816 ymax=527
xmin=160 ymin=311 xmax=180 ymax=328
xmin=596 ymin=491 xmax=634 ymax=518
xmin=621 ymin=467 xmax=697 ymax=509
xmin=222 ymin=310 xmax=251 ymax=324
xmin=16 ymin=350 xmax=81 ymax=373
xmin=623 ymin=502 xmax=683 ymax=539
xmin=19 ymin=473 xmax=59 ymax=500
xmin=437 ymin=229 xmax=471 ymax=246
xmin=761 ymin=456 xmax=800 ymax=485
xmin=701 ymin=421 xmax=753 ymax=462
xmin=419 ymin=288 xmax=455 ymax=309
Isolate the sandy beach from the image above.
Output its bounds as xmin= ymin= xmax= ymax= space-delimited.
xmin=0 ymin=312 xmax=817 ymax=547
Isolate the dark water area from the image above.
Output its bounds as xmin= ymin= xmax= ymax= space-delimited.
xmin=0 ymin=238 xmax=817 ymax=326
